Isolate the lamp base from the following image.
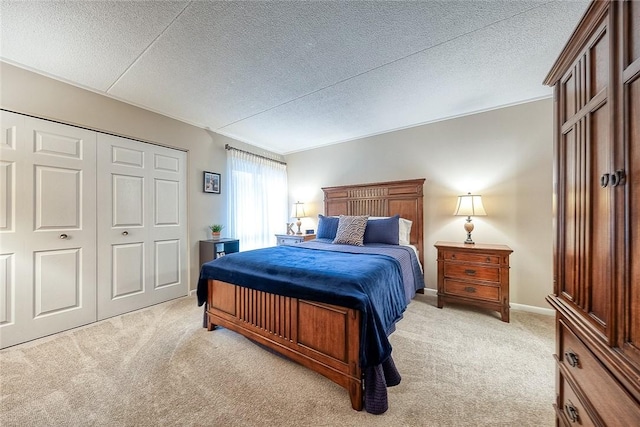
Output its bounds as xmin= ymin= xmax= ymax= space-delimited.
xmin=463 ymin=216 xmax=475 ymax=244
xmin=296 ymin=218 xmax=302 ymax=235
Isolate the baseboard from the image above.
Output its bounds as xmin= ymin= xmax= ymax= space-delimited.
xmin=189 ymin=289 xmax=197 ymax=296
xmin=421 ymin=287 xmax=554 ymax=316
xmin=510 ymin=303 xmax=554 ymax=316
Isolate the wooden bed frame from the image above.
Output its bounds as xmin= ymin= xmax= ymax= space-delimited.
xmin=205 ymin=178 xmax=425 ymax=410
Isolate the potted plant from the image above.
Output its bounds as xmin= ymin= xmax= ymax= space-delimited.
xmin=209 ymin=224 xmax=224 ymax=239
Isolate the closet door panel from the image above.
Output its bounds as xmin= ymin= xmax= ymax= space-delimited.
xmin=0 ymin=113 xmax=97 ymax=348
xmin=97 ymin=135 xmax=186 ymax=319
xmin=149 ymin=146 xmax=186 ymax=304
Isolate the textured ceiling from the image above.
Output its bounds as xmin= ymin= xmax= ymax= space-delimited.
xmin=0 ymin=1 xmax=590 ymax=154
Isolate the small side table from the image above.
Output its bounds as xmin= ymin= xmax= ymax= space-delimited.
xmin=275 ymin=234 xmax=316 ymax=246
xmin=435 ymin=241 xmax=513 ymax=322
xmin=200 ymin=238 xmax=240 ymax=266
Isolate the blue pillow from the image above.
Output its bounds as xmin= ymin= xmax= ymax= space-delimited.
xmin=363 ymin=215 xmax=400 ymax=245
xmin=316 ymin=214 xmax=339 ymax=239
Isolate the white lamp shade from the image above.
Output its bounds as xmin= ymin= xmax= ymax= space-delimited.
xmin=454 ymin=193 xmax=487 ymax=216
xmin=291 ymin=201 xmax=306 ymax=218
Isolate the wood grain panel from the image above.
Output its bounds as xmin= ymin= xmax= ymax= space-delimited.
xmin=628 ymin=0 xmax=640 ymax=64
xmin=626 ymin=74 xmax=640 ymax=362
xmin=562 ymin=70 xmax=577 ymax=122
xmin=587 ymin=101 xmax=611 ymax=332
xmin=561 ymin=126 xmax=578 ymax=303
xmin=589 ymin=26 xmax=609 ymax=99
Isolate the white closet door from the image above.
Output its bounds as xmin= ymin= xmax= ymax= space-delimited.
xmin=96 ymin=134 xmax=186 ymax=320
xmin=0 ymin=112 xmax=97 ymax=348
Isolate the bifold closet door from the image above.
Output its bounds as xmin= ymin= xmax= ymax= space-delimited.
xmin=96 ymin=134 xmax=187 ymax=320
xmin=0 ymin=111 xmax=97 ymax=348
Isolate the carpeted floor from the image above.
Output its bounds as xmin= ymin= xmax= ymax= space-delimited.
xmin=0 ymin=293 xmax=555 ymax=426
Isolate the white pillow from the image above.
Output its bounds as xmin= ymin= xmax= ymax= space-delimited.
xmin=399 ymin=218 xmax=413 ymax=246
xmin=369 ymin=216 xmax=413 ymax=245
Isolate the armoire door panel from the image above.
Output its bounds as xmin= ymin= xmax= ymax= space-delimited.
xmin=562 ymin=70 xmax=577 ymax=123
xmin=560 ymin=126 xmax=578 ymax=303
xmin=588 ymin=25 xmax=609 ymax=99
xmin=586 ymin=101 xmax=612 ymax=331
xmin=624 ymin=70 xmax=640 ymax=366
xmin=627 ymin=0 xmax=639 ymax=65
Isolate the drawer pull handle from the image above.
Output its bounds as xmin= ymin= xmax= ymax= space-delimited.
xmin=464 ymin=269 xmax=476 ymax=276
xmin=564 ymin=350 xmax=579 ymax=368
xmin=463 ymin=286 xmax=476 ymax=293
xmin=59 ymin=233 xmax=68 ymax=239
xmin=564 ymin=402 xmax=579 ymax=423
xmin=451 ymin=254 xmax=456 ymax=259
xmin=486 ymin=257 xmax=491 ymax=262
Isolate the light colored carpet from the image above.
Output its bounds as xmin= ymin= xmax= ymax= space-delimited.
xmin=0 ymin=293 xmax=555 ymax=426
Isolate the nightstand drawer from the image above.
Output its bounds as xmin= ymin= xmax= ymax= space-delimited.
xmin=444 ymin=263 xmax=500 ymax=282
xmin=444 ymin=251 xmax=500 ymax=265
xmin=443 ymin=280 xmax=499 ymax=301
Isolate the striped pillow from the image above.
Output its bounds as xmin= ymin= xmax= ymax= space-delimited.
xmin=332 ymin=215 xmax=369 ymax=246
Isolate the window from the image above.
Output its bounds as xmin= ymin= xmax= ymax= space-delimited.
xmin=226 ymin=148 xmax=287 ymax=250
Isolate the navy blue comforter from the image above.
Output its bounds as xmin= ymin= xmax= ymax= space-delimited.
xmin=197 ymin=243 xmax=417 ymax=368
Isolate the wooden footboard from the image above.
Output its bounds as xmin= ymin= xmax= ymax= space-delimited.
xmin=206 ymin=279 xmax=363 ymax=410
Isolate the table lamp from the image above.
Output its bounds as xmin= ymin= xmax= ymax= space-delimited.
xmin=291 ymin=201 xmax=306 ymax=235
xmin=454 ymin=193 xmax=486 ymax=244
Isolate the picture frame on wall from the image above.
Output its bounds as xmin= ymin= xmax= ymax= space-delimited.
xmin=204 ymin=171 xmax=220 ymax=194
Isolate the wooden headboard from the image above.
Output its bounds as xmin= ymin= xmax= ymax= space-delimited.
xmin=322 ymin=178 xmax=426 ymax=266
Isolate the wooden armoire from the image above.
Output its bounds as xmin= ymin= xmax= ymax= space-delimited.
xmin=544 ymin=0 xmax=640 ymax=425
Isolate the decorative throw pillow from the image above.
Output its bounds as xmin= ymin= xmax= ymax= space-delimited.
xmin=332 ymin=215 xmax=369 ymax=246
xmin=363 ymin=215 xmax=400 ymax=245
xmin=316 ymin=214 xmax=339 ymax=239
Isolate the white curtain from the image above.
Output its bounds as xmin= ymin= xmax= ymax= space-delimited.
xmin=226 ymin=148 xmax=288 ymax=250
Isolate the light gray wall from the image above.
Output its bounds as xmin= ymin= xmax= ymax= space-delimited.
xmin=0 ymin=62 xmax=282 ymax=292
xmin=2 ymin=62 xmax=554 ymax=308
xmin=285 ymin=99 xmax=554 ymax=309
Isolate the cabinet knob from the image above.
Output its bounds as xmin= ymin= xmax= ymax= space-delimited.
xmin=122 ymin=231 xmax=129 ymax=236
xmin=600 ymin=173 xmax=610 ymax=188
xmin=464 ymin=269 xmax=476 ymax=276
xmin=564 ymin=402 xmax=579 ymax=423
xmin=564 ymin=350 xmax=579 ymax=368
xmin=59 ymin=233 xmax=68 ymax=239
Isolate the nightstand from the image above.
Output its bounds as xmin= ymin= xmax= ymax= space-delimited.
xmin=200 ymin=238 xmax=240 ymax=266
xmin=275 ymin=234 xmax=316 ymax=246
xmin=435 ymin=241 xmax=513 ymax=322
